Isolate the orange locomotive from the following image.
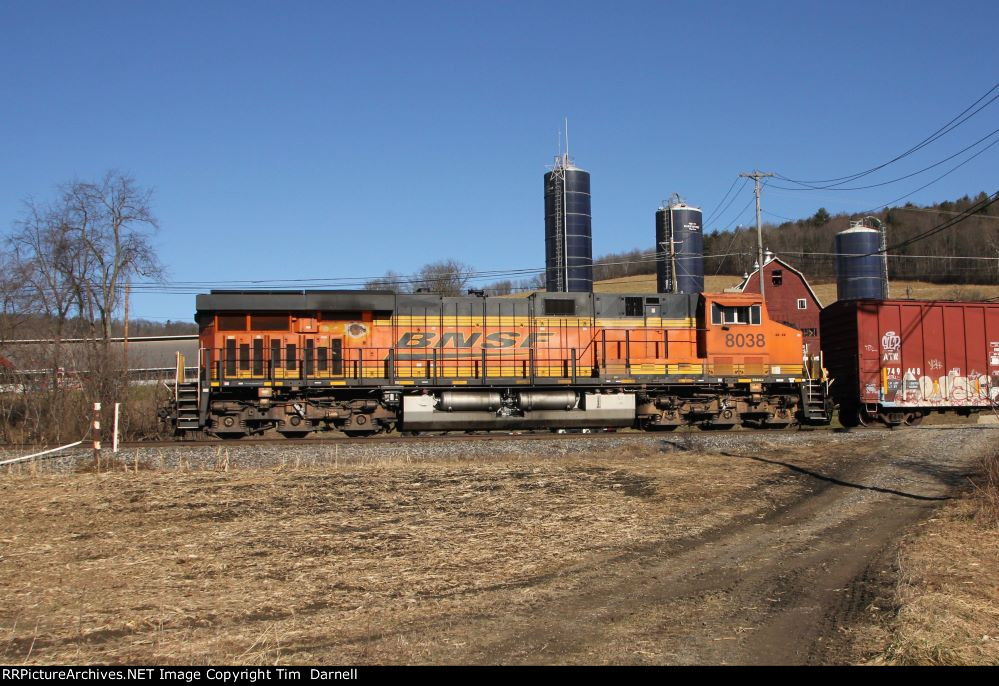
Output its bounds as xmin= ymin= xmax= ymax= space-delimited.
xmin=167 ymin=289 xmax=829 ymax=438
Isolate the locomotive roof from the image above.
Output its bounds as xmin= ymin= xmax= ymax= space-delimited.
xmin=195 ymin=290 xmax=702 ymax=319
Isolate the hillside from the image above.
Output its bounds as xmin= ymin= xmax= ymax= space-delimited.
xmin=512 ymin=273 xmax=999 ymax=304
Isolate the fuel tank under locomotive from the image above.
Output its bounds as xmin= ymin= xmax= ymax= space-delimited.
xmin=401 ymin=391 xmax=635 ymax=431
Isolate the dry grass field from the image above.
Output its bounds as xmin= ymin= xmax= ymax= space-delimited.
xmin=0 ymin=443 xmax=790 ymax=664
xmin=1 ymin=428 xmax=995 ymax=665
xmin=878 ymin=448 xmax=999 ymax=665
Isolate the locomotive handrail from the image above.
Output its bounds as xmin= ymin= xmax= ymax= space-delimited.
xmin=201 ymin=344 xmax=813 ymax=383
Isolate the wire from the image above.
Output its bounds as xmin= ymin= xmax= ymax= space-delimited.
xmin=762 ymin=209 xmax=795 ymax=222
xmin=770 ymin=127 xmax=999 ymax=192
xmin=884 ymin=189 xmax=999 ymax=253
xmin=703 ymin=176 xmax=742 ymax=225
xmin=859 ymin=138 xmax=999 ymax=214
xmin=776 ymin=80 xmax=999 ymax=186
xmin=706 ymin=179 xmax=750 ymax=229
xmin=719 ymin=193 xmax=756 ymax=233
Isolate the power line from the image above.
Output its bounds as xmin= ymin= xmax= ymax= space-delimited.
xmin=770 ymin=126 xmax=999 ymax=192
xmin=859 ymin=137 xmax=999 ymax=213
xmin=719 ymin=194 xmax=756 ymax=232
xmin=776 ymin=80 xmax=999 ymax=186
xmin=705 ymin=178 xmax=750 ymax=228
xmin=884 ymin=189 xmax=999 ymax=253
xmin=703 ymin=176 xmax=742 ymax=225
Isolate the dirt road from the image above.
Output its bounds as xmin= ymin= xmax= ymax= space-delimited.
xmin=442 ymin=429 xmax=987 ymax=665
xmin=1 ymin=427 xmax=992 ymax=664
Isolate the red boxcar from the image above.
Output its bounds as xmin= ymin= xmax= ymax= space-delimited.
xmin=821 ymin=299 xmax=999 ymax=426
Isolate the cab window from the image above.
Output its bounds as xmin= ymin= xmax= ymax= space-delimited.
xmin=711 ymin=303 xmax=761 ymax=325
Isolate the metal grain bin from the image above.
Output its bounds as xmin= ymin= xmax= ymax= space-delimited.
xmin=656 ymin=202 xmax=704 ymax=294
xmin=835 ymin=225 xmax=885 ymax=300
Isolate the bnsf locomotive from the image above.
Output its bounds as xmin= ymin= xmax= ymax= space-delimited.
xmin=164 ymin=289 xmax=830 ymax=438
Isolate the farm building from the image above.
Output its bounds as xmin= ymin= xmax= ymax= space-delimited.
xmin=726 ymin=252 xmax=823 ymax=354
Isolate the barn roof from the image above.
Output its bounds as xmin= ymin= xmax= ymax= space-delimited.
xmin=725 ymin=253 xmax=824 ymax=308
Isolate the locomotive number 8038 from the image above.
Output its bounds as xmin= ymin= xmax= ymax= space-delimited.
xmin=163 ymin=289 xmax=831 ymax=438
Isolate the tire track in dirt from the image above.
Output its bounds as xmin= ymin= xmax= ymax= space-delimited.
xmin=435 ymin=431 xmax=989 ymax=664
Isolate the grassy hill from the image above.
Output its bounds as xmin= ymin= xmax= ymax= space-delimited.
xmin=512 ymin=274 xmax=999 ymax=304
xmin=594 ymin=275 xmax=999 ymax=304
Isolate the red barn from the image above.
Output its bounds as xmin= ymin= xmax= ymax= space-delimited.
xmin=727 ymin=252 xmax=823 ymax=355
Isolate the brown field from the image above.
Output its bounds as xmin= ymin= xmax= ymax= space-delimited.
xmin=1 ymin=443 xmax=775 ymax=664
xmin=1 ymin=428 xmax=994 ymax=665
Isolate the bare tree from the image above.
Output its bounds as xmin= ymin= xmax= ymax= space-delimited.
xmin=0 ymin=172 xmax=163 ymax=443
xmin=61 ymin=172 xmax=162 ymax=344
xmin=364 ymin=270 xmax=412 ymax=293
xmin=416 ymin=259 xmax=474 ymax=296
xmin=484 ymin=279 xmax=513 ymax=296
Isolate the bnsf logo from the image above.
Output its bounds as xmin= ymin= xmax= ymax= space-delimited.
xmin=397 ymin=331 xmax=554 ymax=349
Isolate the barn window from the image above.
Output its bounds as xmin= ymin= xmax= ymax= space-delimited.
xmin=771 ymin=270 xmax=783 ymax=286
xmin=797 ymin=299 xmax=807 ymax=310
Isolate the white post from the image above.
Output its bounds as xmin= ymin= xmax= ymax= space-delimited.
xmin=93 ymin=402 xmax=102 ymax=470
xmin=113 ymin=402 xmax=120 ymax=453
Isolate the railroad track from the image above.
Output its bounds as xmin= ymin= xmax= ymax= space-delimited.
xmin=1 ymin=422 xmax=991 ymax=453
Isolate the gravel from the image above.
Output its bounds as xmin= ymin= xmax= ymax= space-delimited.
xmin=3 ymin=426 xmax=978 ymax=475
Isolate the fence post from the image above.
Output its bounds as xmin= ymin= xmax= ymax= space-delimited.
xmin=113 ymin=402 xmax=120 ymax=453
xmin=92 ymin=402 xmax=102 ymax=470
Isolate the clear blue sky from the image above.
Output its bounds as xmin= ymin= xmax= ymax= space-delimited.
xmin=1 ymin=1 xmax=996 ymax=322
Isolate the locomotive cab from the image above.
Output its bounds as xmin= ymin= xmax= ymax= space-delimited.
xmin=700 ymin=294 xmax=806 ymax=376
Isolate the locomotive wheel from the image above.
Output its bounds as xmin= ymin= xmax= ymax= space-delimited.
xmin=904 ymin=412 xmax=924 ymax=427
xmin=343 ymin=430 xmax=372 ymax=438
xmin=217 ymin=433 xmax=246 ymax=440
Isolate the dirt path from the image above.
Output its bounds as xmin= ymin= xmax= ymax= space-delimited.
xmin=424 ymin=429 xmax=988 ymax=664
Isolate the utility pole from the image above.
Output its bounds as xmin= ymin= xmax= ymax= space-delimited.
xmin=123 ymin=281 xmax=130 ymax=370
xmin=739 ymin=170 xmax=775 ymax=300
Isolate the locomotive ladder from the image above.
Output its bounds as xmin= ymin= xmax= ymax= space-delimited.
xmin=801 ymin=354 xmax=830 ymax=422
xmin=174 ymin=351 xmax=201 ymax=432
xmin=801 ymin=380 xmax=828 ymax=422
